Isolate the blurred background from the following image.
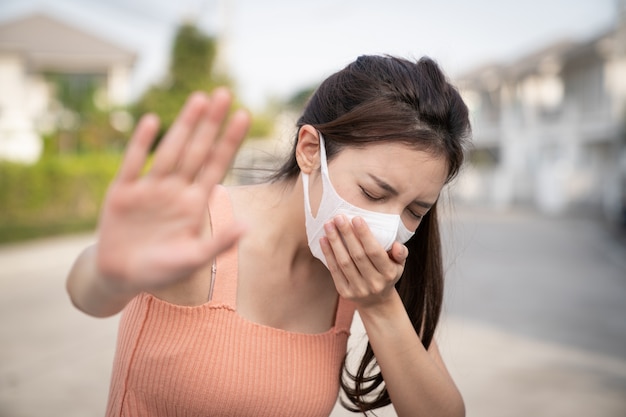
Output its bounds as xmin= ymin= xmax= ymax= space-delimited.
xmin=0 ymin=0 xmax=624 ymax=416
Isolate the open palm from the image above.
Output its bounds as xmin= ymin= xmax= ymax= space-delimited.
xmin=95 ymin=89 xmax=249 ymax=291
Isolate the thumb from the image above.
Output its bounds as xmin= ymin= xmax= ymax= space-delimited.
xmin=390 ymin=241 xmax=409 ymax=264
xmin=200 ymin=222 xmax=248 ymax=260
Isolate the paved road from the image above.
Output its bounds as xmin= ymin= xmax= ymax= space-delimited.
xmin=439 ymin=208 xmax=626 ymax=417
xmin=1 ymin=207 xmax=625 ymax=417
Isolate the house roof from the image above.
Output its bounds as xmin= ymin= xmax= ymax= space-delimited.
xmin=457 ymin=16 xmax=624 ymax=87
xmin=0 ymin=11 xmax=136 ymax=72
xmin=503 ymin=39 xmax=579 ymax=80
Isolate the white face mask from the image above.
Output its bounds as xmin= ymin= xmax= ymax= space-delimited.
xmin=301 ymin=132 xmax=415 ymax=267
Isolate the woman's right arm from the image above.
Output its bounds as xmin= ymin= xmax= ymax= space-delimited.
xmin=65 ymin=88 xmax=250 ymax=317
xmin=66 ymin=244 xmax=140 ymax=317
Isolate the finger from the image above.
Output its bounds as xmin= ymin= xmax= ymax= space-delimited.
xmin=333 ymin=215 xmax=386 ymax=276
xmin=323 ymin=219 xmax=366 ymax=279
xmin=352 ymin=216 xmax=402 ymax=274
xmin=198 ymin=221 xmax=248 ymax=262
xmin=198 ymin=109 xmax=250 ymax=188
xmin=389 ymin=241 xmax=409 ymax=265
xmin=178 ymin=88 xmax=233 ymax=180
xmin=117 ymin=114 xmax=160 ymax=182
xmin=319 ymin=236 xmax=350 ymax=294
xmin=150 ymin=92 xmax=209 ymax=177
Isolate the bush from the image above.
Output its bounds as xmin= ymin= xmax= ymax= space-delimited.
xmin=0 ymin=153 xmax=122 ymax=244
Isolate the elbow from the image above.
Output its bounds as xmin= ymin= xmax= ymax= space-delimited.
xmin=66 ymin=277 xmax=85 ymax=314
xmin=398 ymin=388 xmax=465 ymax=417
xmin=447 ymin=389 xmax=466 ymax=417
xmin=67 ymin=293 xmax=120 ymax=318
xmin=431 ymin=387 xmax=465 ymax=417
xmin=455 ymin=395 xmax=466 ymax=417
xmin=65 ymin=283 xmax=95 ymax=317
xmin=65 ymin=246 xmax=125 ymax=318
xmin=65 ymin=277 xmax=120 ymax=319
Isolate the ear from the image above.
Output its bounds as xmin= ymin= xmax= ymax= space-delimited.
xmin=295 ymin=125 xmax=321 ymax=174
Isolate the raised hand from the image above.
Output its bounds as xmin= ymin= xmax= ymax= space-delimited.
xmin=95 ymin=88 xmax=250 ymax=292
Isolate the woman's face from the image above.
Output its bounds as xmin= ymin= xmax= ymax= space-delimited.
xmin=311 ymin=142 xmax=449 ymax=232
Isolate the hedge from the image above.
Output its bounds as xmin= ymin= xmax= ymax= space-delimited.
xmin=0 ymin=154 xmax=122 ymax=244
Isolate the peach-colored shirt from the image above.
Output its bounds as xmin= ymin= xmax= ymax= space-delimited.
xmin=106 ymin=185 xmax=355 ymax=417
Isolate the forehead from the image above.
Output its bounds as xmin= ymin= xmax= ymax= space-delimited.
xmin=332 ymin=142 xmax=447 ymax=176
xmin=329 ymin=142 xmax=449 ymax=193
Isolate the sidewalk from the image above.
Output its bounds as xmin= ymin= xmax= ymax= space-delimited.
xmin=0 ymin=234 xmax=117 ymax=417
xmin=329 ymin=314 xmax=626 ymax=417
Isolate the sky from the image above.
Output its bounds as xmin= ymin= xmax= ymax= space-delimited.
xmin=0 ymin=0 xmax=619 ymax=110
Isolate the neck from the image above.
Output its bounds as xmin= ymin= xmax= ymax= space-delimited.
xmin=233 ymin=177 xmax=321 ymax=273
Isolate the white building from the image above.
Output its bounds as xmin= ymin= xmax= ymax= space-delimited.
xmin=456 ymin=6 xmax=626 ymax=224
xmin=0 ymin=11 xmax=136 ymax=163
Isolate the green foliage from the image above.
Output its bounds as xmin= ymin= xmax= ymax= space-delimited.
xmin=0 ymin=154 xmax=121 ymax=244
xmin=45 ymin=72 xmax=103 ymax=113
xmin=171 ymin=24 xmax=218 ymax=92
xmin=247 ymin=112 xmax=276 ymax=139
xmin=132 ymin=22 xmax=281 ymax=141
xmin=133 ymin=23 xmax=229 ymax=133
xmin=286 ymin=86 xmax=317 ymax=112
xmin=42 ymin=71 xmax=131 ymax=154
xmin=42 ymin=112 xmax=128 ymax=156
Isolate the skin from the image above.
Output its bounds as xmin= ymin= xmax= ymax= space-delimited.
xmin=66 ymin=90 xmax=465 ymax=417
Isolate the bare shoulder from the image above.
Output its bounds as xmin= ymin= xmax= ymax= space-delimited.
xmin=147 ymin=184 xmax=264 ymax=306
xmin=226 ymin=183 xmax=277 ymax=220
xmin=147 ymin=187 xmax=227 ymax=306
xmin=227 ymin=183 xmax=270 ymax=204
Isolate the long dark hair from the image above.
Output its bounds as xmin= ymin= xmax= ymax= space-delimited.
xmin=271 ymin=55 xmax=471 ymax=413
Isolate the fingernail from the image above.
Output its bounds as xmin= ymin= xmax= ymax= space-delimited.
xmin=334 ymin=215 xmax=345 ymax=226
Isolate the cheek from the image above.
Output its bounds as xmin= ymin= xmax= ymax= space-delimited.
xmin=400 ymin=214 xmax=421 ymax=231
xmin=326 ymin=167 xmax=367 ymax=209
xmin=333 ymin=181 xmax=387 ymax=214
xmin=332 ymin=182 xmax=362 ymax=207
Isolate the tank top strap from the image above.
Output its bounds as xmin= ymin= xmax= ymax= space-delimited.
xmin=334 ymin=297 xmax=356 ymax=333
xmin=207 ymin=185 xmax=239 ymax=308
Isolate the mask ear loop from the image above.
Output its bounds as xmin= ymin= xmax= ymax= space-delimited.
xmin=317 ymin=132 xmax=329 ymax=175
xmin=301 ymin=172 xmax=314 ymax=218
xmin=301 ymin=130 xmax=325 ymax=220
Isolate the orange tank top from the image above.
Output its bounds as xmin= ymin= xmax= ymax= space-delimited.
xmin=105 ymin=185 xmax=356 ymax=417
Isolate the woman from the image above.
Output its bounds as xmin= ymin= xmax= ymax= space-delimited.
xmin=67 ymin=55 xmax=471 ymax=417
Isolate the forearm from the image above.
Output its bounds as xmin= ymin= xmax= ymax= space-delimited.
xmin=357 ymin=290 xmax=465 ymax=417
xmin=66 ymin=245 xmax=138 ymax=318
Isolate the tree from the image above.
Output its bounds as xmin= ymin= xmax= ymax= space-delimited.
xmin=134 ymin=22 xmax=283 ymax=142
xmin=43 ymin=72 xmax=126 ymax=155
xmin=133 ymin=23 xmax=229 ymax=137
xmin=285 ymin=86 xmax=316 ymax=112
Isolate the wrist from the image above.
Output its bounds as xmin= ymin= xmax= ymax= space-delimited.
xmin=91 ymin=247 xmax=140 ymax=299
xmin=356 ymin=288 xmax=403 ymax=322
xmin=67 ymin=245 xmax=138 ymax=318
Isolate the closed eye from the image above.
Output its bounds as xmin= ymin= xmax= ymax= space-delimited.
xmin=407 ymin=209 xmax=422 ymax=220
xmin=360 ymin=186 xmax=385 ymax=202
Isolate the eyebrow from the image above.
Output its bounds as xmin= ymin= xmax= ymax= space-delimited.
xmin=367 ymin=174 xmax=435 ymax=210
